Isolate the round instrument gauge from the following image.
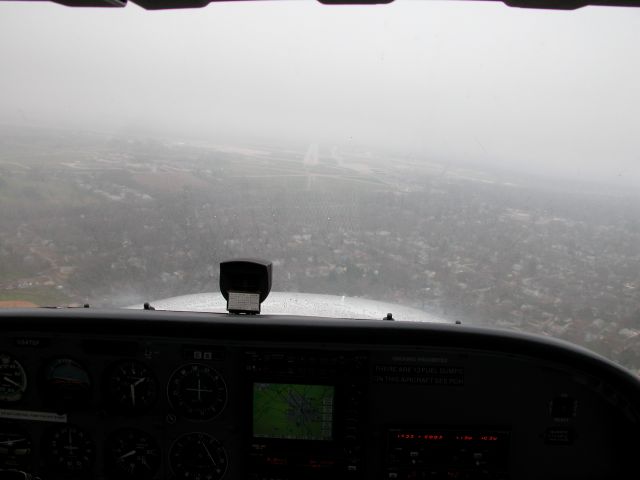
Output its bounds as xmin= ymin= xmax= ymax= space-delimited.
xmin=104 ymin=360 xmax=158 ymax=414
xmin=105 ymin=428 xmax=161 ymax=480
xmin=0 ymin=353 xmax=27 ymax=403
xmin=42 ymin=358 xmax=91 ymax=410
xmin=0 ymin=424 xmax=32 ymax=470
xmin=43 ymin=425 xmax=95 ymax=474
xmin=167 ymin=364 xmax=227 ymax=421
xmin=169 ymin=432 xmax=227 ymax=480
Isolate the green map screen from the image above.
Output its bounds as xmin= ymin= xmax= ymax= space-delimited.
xmin=253 ymin=383 xmax=335 ymax=441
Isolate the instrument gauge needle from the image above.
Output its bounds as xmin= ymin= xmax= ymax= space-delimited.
xmin=118 ymin=449 xmax=137 ymax=461
xmin=130 ymin=383 xmax=136 ymax=406
xmin=2 ymin=377 xmax=22 ymax=389
xmin=202 ymin=441 xmax=218 ymax=467
xmin=0 ymin=438 xmax=24 ymax=446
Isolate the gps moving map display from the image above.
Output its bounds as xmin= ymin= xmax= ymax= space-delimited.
xmin=253 ymin=383 xmax=334 ymax=441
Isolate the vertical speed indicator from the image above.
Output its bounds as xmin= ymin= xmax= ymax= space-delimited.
xmin=167 ymin=364 xmax=227 ymax=421
xmin=105 ymin=428 xmax=161 ymax=479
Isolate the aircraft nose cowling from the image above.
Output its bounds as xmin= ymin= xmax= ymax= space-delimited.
xmin=130 ymin=292 xmax=446 ymax=323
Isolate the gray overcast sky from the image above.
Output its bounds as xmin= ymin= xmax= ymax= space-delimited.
xmin=1 ymin=0 xmax=639 ymax=184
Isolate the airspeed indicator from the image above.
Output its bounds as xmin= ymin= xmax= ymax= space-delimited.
xmin=0 ymin=353 xmax=27 ymax=403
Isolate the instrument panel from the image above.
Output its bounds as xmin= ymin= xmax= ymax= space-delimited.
xmin=0 ymin=309 xmax=638 ymax=480
xmin=0 ymin=335 xmax=240 ymax=480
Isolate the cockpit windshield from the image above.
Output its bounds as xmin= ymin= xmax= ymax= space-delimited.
xmin=0 ymin=1 xmax=639 ymax=373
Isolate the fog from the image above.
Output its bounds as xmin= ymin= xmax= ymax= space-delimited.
xmin=1 ymin=0 xmax=639 ymax=184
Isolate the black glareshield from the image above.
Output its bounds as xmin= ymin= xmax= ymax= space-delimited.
xmin=219 ymin=259 xmax=272 ymax=314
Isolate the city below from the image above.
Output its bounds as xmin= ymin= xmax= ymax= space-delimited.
xmin=1 ymin=125 xmax=639 ymax=374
